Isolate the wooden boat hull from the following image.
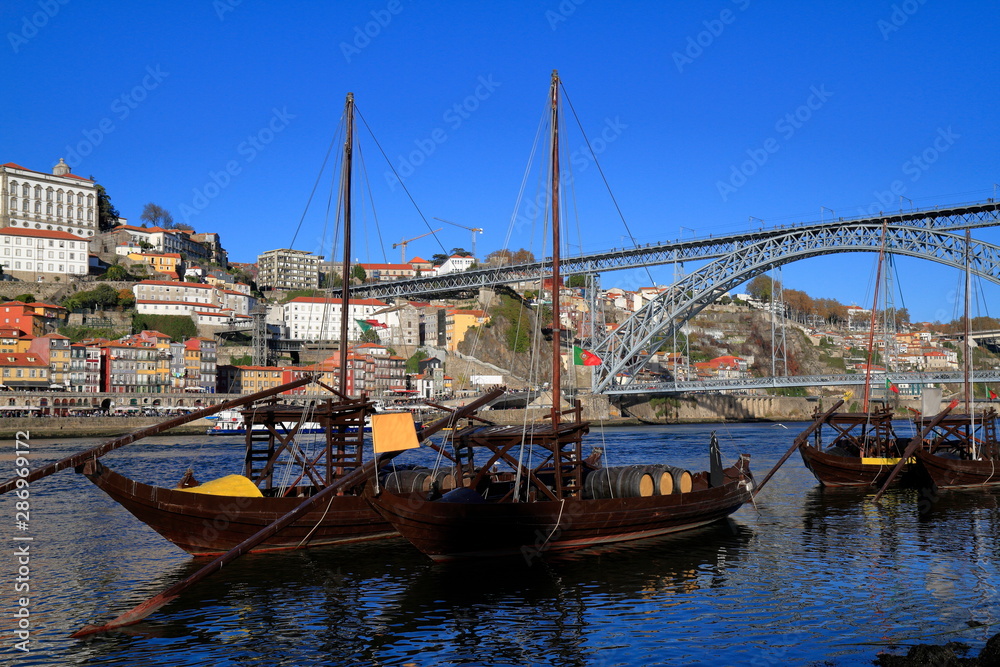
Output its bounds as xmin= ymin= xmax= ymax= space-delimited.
xmin=915 ymin=450 xmax=1000 ymax=489
xmin=367 ymin=462 xmax=753 ymax=562
xmin=798 ymin=443 xmax=918 ymax=488
xmin=78 ymin=459 xmax=395 ymax=556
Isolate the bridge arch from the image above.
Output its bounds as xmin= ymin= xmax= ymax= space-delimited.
xmin=592 ymin=224 xmax=1000 ymax=392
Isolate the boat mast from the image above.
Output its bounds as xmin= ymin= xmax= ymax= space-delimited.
xmin=338 ymin=93 xmax=355 ymax=396
xmin=549 ymin=70 xmax=562 ymax=426
xmin=965 ymin=229 xmax=975 ymax=453
xmin=862 ymin=220 xmax=889 ymax=414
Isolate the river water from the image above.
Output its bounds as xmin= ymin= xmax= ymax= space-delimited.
xmin=1 ymin=423 xmax=998 ymax=666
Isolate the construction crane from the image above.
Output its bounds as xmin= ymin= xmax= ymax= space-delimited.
xmin=392 ymin=228 xmax=441 ymax=263
xmin=434 ymin=217 xmax=484 ymax=261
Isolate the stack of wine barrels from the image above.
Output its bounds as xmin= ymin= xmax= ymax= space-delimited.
xmin=382 ymin=467 xmax=458 ymax=493
xmin=584 ymin=464 xmax=692 ymax=499
xmin=430 ymin=468 xmax=457 ymax=491
xmin=382 ymin=470 xmax=431 ymax=493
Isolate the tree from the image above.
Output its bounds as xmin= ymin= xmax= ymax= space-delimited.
xmin=352 ymin=264 xmax=367 ymax=283
xmin=140 ymin=203 xmax=174 ymax=228
xmin=450 ymin=247 xmax=472 ymax=257
xmin=511 ymin=248 xmax=535 ymax=264
xmin=567 ymin=274 xmax=587 ymax=288
xmin=430 ymin=253 xmax=449 ymax=266
xmin=14 ymin=293 xmax=35 ymax=303
xmin=359 ymin=328 xmax=380 ymax=343
xmin=747 ymin=275 xmax=777 ymax=302
xmin=93 ymin=181 xmax=121 ymax=232
xmin=405 ymin=350 xmax=428 ymax=373
xmin=485 ymin=249 xmax=513 ymax=266
xmin=104 ymin=264 xmax=132 ymax=281
xmin=92 ymin=283 xmax=120 ymax=308
xmin=117 ymin=289 xmax=135 ymax=309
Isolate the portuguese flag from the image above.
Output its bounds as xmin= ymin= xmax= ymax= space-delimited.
xmin=885 ymin=378 xmax=899 ymax=394
xmin=989 ymin=387 xmax=998 ymax=400
xmin=573 ymin=346 xmax=601 ymax=366
xmin=355 ymin=319 xmax=373 ymax=333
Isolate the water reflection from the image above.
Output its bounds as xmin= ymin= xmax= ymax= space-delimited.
xmin=6 ymin=427 xmax=1000 ymax=665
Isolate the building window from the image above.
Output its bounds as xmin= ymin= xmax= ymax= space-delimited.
xmin=21 ymin=200 xmax=28 ymax=212
xmin=46 ymin=203 xmax=52 ymax=214
xmin=34 ymin=201 xmax=40 ymax=213
xmin=46 ymin=189 xmax=53 ymax=201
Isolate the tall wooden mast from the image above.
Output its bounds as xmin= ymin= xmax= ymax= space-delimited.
xmin=550 ymin=70 xmax=562 ymax=426
xmin=338 ymin=93 xmax=355 ymax=396
xmin=964 ymin=229 xmax=972 ymax=420
xmin=862 ymin=220 xmax=889 ymax=413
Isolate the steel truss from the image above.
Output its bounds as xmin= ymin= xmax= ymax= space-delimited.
xmin=606 ymin=370 xmax=1000 ymax=395
xmin=344 ymin=201 xmax=1000 ymax=300
xmin=592 ymin=224 xmax=1000 ymax=393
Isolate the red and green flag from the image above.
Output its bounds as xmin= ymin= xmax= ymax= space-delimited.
xmin=573 ymin=346 xmax=601 ymax=366
xmin=989 ymin=387 xmax=998 ymax=400
xmin=355 ymin=319 xmax=373 ymax=333
xmin=885 ymin=378 xmax=899 ymax=394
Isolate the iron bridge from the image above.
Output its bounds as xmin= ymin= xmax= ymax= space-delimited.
xmin=603 ymin=370 xmax=1000 ymax=395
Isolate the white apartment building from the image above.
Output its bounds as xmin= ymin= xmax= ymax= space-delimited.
xmin=133 ymin=279 xmax=256 ymax=324
xmin=1 ymin=159 xmax=99 ymax=241
xmin=436 ymin=254 xmax=475 ymax=275
xmin=0 ymin=228 xmax=90 ymax=278
xmin=258 ymin=248 xmax=321 ymax=291
xmin=282 ymin=296 xmax=387 ymax=341
xmin=105 ymin=224 xmax=211 ymax=261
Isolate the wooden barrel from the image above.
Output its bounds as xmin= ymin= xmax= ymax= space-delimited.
xmin=664 ymin=465 xmax=693 ymax=494
xmin=382 ymin=470 xmax=431 ymax=493
xmin=584 ymin=466 xmax=654 ymax=499
xmin=431 ymin=468 xmax=457 ymax=491
xmin=644 ymin=465 xmax=673 ymax=495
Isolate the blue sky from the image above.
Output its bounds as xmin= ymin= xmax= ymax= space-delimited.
xmin=2 ymin=0 xmax=998 ymax=323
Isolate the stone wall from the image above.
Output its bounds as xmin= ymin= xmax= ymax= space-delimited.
xmin=0 ymin=279 xmax=137 ymax=305
xmin=0 ymin=416 xmax=213 ymax=438
xmin=620 ymin=394 xmax=823 ymax=423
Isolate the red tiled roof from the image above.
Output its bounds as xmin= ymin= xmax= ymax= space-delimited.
xmin=2 ymin=163 xmax=92 ymax=182
xmin=287 ymin=297 xmax=387 ymax=306
xmin=136 ymin=280 xmax=214 ymax=289
xmin=0 ymin=352 xmax=47 ymax=367
xmin=118 ymin=224 xmax=171 ymax=233
xmin=0 ymin=228 xmax=87 ymax=241
xmin=359 ymin=263 xmax=414 ymax=271
xmin=137 ymin=299 xmax=218 ymax=307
